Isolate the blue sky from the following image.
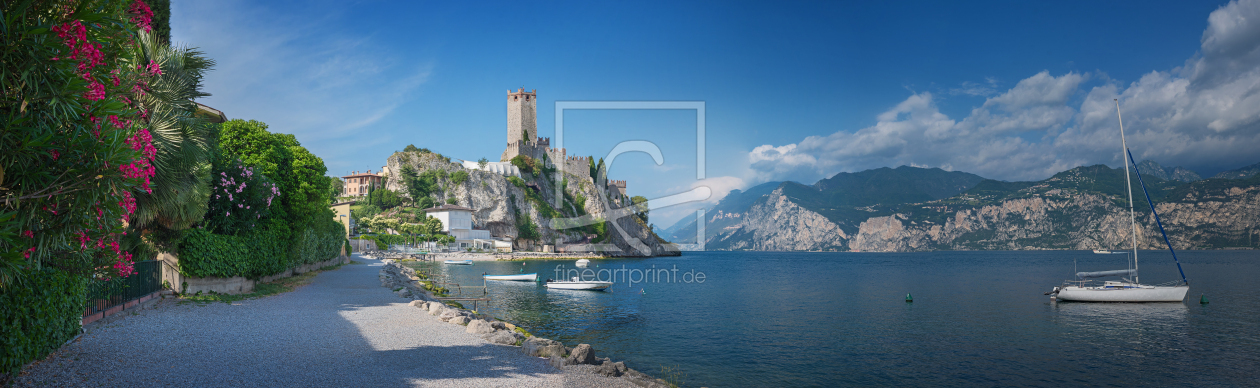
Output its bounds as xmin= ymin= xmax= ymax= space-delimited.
xmin=172 ymin=0 xmax=1260 ymax=227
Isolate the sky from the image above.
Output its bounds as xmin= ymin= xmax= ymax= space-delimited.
xmin=172 ymin=0 xmax=1260 ymax=227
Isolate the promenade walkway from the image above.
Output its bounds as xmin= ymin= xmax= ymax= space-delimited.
xmin=15 ymin=254 xmax=622 ymax=387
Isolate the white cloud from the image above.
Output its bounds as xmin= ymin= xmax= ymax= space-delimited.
xmin=749 ymin=0 xmax=1260 ymax=183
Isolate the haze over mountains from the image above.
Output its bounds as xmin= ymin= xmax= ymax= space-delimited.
xmin=665 ymin=161 xmax=1260 ymax=251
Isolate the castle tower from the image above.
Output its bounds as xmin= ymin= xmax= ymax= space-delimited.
xmin=506 ymin=88 xmax=537 ymax=146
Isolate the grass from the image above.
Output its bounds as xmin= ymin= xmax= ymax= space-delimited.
xmin=659 ymin=365 xmax=687 ymax=388
xmin=179 ymin=263 xmax=347 ymax=304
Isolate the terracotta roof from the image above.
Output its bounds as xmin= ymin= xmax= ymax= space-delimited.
xmin=195 ymin=103 xmax=227 ymax=123
xmin=422 ymin=204 xmax=474 ymax=212
xmin=331 ymin=201 xmax=356 ymax=206
xmin=342 ymin=173 xmax=383 ymax=178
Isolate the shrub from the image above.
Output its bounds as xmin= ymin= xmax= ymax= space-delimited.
xmin=0 ymin=268 xmax=86 ymax=380
xmin=2 ymin=0 xmax=161 ymax=278
xmin=450 ymin=170 xmax=470 ymax=186
xmin=446 ymin=198 xmax=458 ymax=205
xmin=510 ymin=155 xmax=540 ymax=176
xmin=204 ymin=160 xmax=280 ymax=235
xmin=508 ymin=176 xmax=527 ymax=188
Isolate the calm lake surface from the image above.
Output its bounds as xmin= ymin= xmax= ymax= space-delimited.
xmin=415 ymin=250 xmax=1260 ymax=387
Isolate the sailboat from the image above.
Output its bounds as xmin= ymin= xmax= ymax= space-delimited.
xmin=1047 ymin=100 xmax=1189 ymax=303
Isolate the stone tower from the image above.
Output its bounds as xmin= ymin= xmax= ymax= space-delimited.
xmin=506 ymin=88 xmax=537 ymax=146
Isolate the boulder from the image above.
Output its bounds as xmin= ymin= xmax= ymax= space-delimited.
xmin=428 ymin=302 xmax=445 ymax=314
xmin=408 ymin=300 xmax=425 ymax=308
xmin=524 ymin=341 xmax=566 ymax=358
xmin=521 ymin=337 xmax=566 ymax=357
xmin=466 ymin=319 xmax=495 ymax=334
xmin=504 ymin=322 xmax=517 ymax=331
xmin=595 ymin=360 xmax=626 ymax=377
xmin=549 ymin=355 xmax=570 ymax=369
xmin=489 ymin=321 xmax=507 ymax=330
xmin=449 ymin=316 xmax=470 ymax=325
xmin=483 ymin=331 xmax=519 ymax=346
xmin=395 ymin=289 xmax=410 ymax=297
xmin=567 ymin=344 xmax=597 ymax=365
xmin=439 ymin=310 xmax=461 ymax=322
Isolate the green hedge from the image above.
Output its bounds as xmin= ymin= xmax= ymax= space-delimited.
xmin=179 ymin=229 xmax=250 ymax=278
xmin=1 ymin=268 xmax=86 ymax=379
xmin=180 ymin=216 xmax=344 ymax=279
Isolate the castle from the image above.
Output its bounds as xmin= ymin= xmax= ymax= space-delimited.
xmin=498 ymin=89 xmax=627 ymax=200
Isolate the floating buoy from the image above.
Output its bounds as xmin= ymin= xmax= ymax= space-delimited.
xmin=906 ymin=293 xmax=913 ymax=303
xmin=1200 ymin=294 xmax=1209 ymax=304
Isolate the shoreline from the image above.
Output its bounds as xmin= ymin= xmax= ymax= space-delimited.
xmin=373 ymin=255 xmax=673 ymax=387
xmin=426 ymin=252 xmax=636 ymax=262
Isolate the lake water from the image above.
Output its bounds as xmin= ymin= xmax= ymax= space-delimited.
xmin=414 ymin=250 xmax=1260 ymax=387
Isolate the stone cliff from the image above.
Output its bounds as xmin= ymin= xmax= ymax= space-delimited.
xmin=384 ymin=151 xmax=677 ymax=256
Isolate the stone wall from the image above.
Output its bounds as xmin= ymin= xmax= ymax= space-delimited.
xmin=161 ymin=254 xmax=350 ymax=295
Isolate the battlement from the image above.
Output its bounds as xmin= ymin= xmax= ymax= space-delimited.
xmin=508 ymin=88 xmax=537 ymax=99
xmin=608 ymin=180 xmax=628 ymax=197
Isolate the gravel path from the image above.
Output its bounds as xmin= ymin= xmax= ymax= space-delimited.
xmin=15 ymin=255 xmax=635 ymax=388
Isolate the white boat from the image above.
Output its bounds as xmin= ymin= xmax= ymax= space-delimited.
xmin=483 ymin=273 xmax=537 ymax=282
xmin=545 ymin=277 xmax=613 ymax=291
xmin=1092 ymin=250 xmax=1125 ymax=254
xmin=443 ymin=260 xmax=473 ymax=265
xmin=575 ymin=259 xmax=591 ymax=268
xmin=1048 ymin=100 xmax=1189 ymax=303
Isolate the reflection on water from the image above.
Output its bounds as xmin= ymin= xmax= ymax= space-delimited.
xmin=403 ymin=252 xmax=1260 ymax=387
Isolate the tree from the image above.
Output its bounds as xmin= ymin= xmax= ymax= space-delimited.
xmin=370 ymin=188 xmax=403 ymax=209
xmin=478 ymin=157 xmax=489 ymax=170
xmin=328 ymin=177 xmax=344 ymax=202
xmin=216 ymin=120 xmax=331 ymax=227
xmin=120 ymin=31 xmax=217 ymax=257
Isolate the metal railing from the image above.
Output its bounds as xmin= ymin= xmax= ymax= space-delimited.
xmin=84 ymin=260 xmax=162 ymax=317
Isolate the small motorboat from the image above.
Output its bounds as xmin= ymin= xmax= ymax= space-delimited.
xmin=443 ymin=260 xmax=473 ymax=265
xmin=575 ymin=259 xmax=591 ymax=268
xmin=484 ymin=273 xmax=538 ymax=282
xmin=545 ymin=277 xmax=613 ymax=291
xmin=1092 ymin=250 xmax=1125 ymax=254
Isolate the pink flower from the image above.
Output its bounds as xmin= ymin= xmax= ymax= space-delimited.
xmin=146 ymin=60 xmax=162 ymax=75
xmin=128 ymin=0 xmax=154 ymax=32
xmin=226 ymin=212 xmax=231 ymax=216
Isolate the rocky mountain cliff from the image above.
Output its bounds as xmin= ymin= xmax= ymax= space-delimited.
xmin=384 ymin=151 xmax=677 ymax=256
xmin=671 ymin=162 xmax=1260 ymax=252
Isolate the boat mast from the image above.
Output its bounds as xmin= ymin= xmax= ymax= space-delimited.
xmin=1115 ymin=99 xmax=1139 ymax=284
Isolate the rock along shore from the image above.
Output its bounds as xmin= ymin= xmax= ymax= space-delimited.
xmin=375 ymin=256 xmax=672 ymax=387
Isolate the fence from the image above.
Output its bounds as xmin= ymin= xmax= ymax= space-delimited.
xmin=83 ymin=260 xmax=163 ymax=317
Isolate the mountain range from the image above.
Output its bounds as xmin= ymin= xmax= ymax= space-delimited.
xmin=664 ymin=161 xmax=1260 ymax=251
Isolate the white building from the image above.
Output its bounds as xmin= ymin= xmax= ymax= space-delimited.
xmin=461 ymin=160 xmax=522 ymax=177
xmin=423 ymin=204 xmax=496 ymax=250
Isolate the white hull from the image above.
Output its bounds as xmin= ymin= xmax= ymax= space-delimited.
xmin=1056 ymin=285 xmax=1188 ymax=302
xmin=575 ymin=259 xmax=591 ymax=268
xmin=1093 ymin=250 xmax=1126 ymax=254
xmin=443 ymin=260 xmax=473 ymax=265
xmin=484 ymin=273 xmax=537 ymax=281
xmin=545 ymin=281 xmax=612 ymax=290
